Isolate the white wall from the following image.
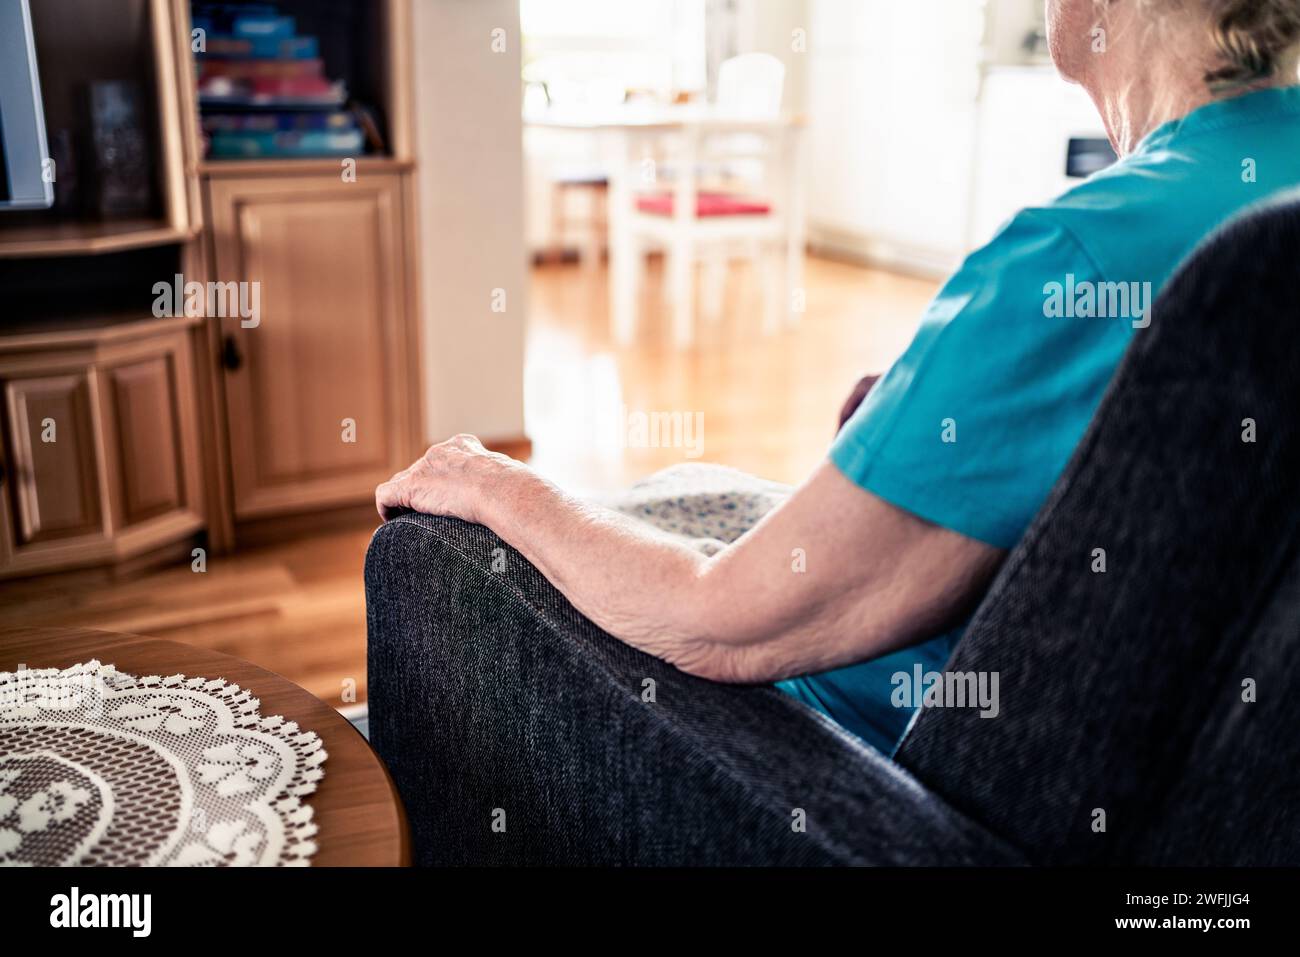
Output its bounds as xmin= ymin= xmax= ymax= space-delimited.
xmin=983 ymin=0 xmax=1048 ymax=67
xmin=804 ymin=0 xmax=986 ymax=276
xmin=747 ymin=0 xmax=809 ymax=114
xmin=801 ymin=0 xmax=1111 ymax=275
xmin=412 ymin=0 xmax=528 ymax=444
xmin=968 ymin=66 xmax=1105 ymax=247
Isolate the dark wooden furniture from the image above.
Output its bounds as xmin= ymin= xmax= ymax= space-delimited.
xmin=0 ymin=0 xmax=423 ymax=579
xmin=0 ymin=626 xmax=409 ymax=866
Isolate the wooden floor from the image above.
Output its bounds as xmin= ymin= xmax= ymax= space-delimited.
xmin=0 ymin=256 xmax=937 ymax=707
xmin=0 ymin=525 xmax=377 ymax=707
xmin=525 ymin=255 xmax=936 ymax=491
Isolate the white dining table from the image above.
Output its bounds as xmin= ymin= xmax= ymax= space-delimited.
xmin=525 ymin=104 xmax=807 ymax=345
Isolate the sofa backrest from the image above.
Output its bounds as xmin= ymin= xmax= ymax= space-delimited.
xmin=895 ymin=193 xmax=1300 ymax=865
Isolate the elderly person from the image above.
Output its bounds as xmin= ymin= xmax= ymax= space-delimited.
xmin=378 ymin=0 xmax=1300 ymax=755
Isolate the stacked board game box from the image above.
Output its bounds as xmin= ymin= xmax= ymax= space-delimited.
xmin=192 ymin=3 xmax=366 ymax=159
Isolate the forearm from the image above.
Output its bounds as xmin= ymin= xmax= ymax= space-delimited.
xmin=478 ymin=462 xmax=933 ymax=683
xmin=481 ymin=463 xmax=727 ymax=675
xmin=480 ymin=459 xmax=1002 ymax=684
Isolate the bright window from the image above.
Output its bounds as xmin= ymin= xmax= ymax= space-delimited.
xmin=520 ymin=0 xmax=707 ymax=105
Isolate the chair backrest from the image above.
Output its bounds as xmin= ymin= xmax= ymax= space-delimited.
xmin=715 ymin=53 xmax=785 ymax=118
xmin=895 ymin=194 xmax=1300 ymax=866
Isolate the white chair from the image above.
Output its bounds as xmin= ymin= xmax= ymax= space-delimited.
xmin=717 ymin=52 xmax=787 ymax=118
xmin=610 ymin=54 xmax=805 ymax=349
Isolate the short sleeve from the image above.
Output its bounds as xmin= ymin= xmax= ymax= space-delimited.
xmin=830 ymin=210 xmax=1135 ymax=549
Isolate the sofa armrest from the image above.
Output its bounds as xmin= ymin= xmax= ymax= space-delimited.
xmin=365 ymin=512 xmax=1025 ymax=866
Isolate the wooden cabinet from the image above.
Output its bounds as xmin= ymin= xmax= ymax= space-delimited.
xmin=3 ymin=373 xmax=105 ymax=550
xmin=0 ymin=319 xmax=204 ymax=578
xmin=0 ymin=1 xmax=423 ymax=576
xmin=206 ymin=171 xmax=419 ymax=520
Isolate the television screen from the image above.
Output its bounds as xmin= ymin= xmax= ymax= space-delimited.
xmin=0 ymin=0 xmax=54 ymax=210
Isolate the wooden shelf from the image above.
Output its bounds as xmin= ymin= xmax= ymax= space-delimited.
xmin=0 ymin=220 xmax=198 ymax=260
xmin=0 ymin=313 xmax=200 ymax=352
xmin=0 ymin=0 xmax=201 ymax=262
xmin=199 ymin=156 xmax=414 ymax=178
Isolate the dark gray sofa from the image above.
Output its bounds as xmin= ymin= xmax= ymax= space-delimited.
xmin=366 ymin=194 xmax=1300 ymax=866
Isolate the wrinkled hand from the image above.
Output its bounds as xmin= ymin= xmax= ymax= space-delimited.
xmin=375 ymin=434 xmax=513 ymax=524
xmin=837 ymin=373 xmax=881 ymax=434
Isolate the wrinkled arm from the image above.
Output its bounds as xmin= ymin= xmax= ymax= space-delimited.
xmin=377 ymin=437 xmax=1004 ymax=683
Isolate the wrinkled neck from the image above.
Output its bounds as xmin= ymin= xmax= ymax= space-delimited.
xmin=1086 ymin=60 xmax=1216 ymax=155
xmin=1080 ymin=16 xmax=1294 ymax=156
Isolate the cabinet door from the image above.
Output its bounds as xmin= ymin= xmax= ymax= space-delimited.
xmin=1 ymin=372 xmax=107 ymax=553
xmin=208 ymin=173 xmax=414 ymax=519
xmin=100 ymin=345 xmax=203 ymax=529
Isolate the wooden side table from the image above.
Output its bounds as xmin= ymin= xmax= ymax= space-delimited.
xmin=0 ymin=626 xmax=409 ymax=866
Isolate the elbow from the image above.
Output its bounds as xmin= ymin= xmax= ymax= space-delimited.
xmin=667 ymin=634 xmax=779 ymax=685
xmin=662 ymin=566 xmax=784 ymax=684
xmin=633 ymin=555 xmax=786 ymax=684
xmin=670 ymin=642 xmax=755 ymax=684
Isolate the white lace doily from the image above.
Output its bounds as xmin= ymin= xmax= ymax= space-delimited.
xmin=0 ymin=659 xmax=326 ymax=867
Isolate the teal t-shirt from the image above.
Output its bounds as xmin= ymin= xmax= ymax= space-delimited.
xmin=779 ymin=86 xmax=1300 ymax=754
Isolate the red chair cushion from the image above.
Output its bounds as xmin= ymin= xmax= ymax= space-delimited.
xmin=636 ymin=191 xmax=772 ymax=217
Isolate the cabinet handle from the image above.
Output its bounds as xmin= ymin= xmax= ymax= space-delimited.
xmin=221 ymin=335 xmax=244 ymax=372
